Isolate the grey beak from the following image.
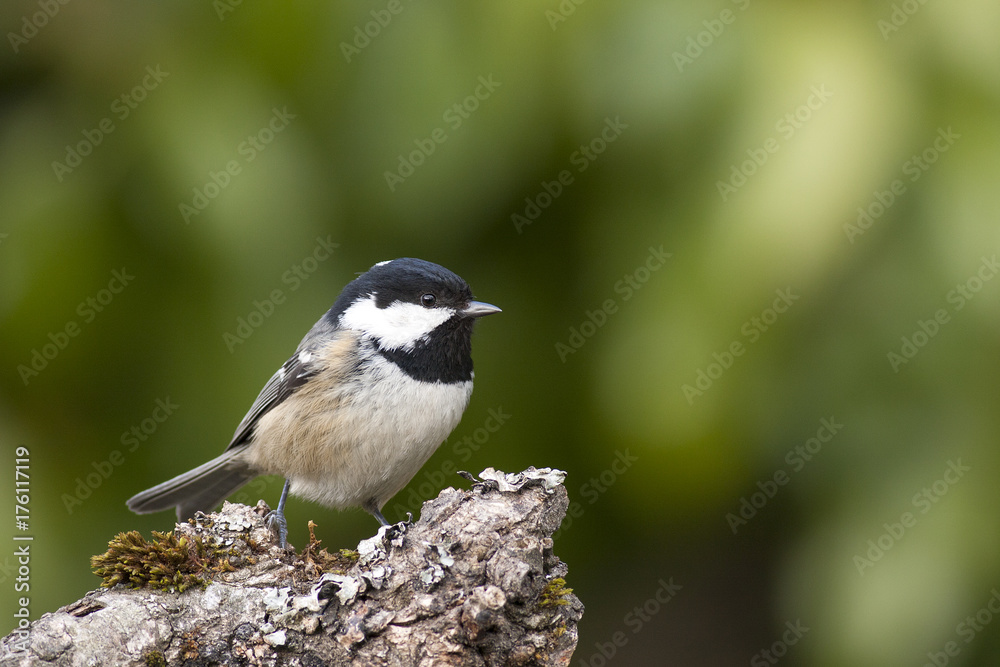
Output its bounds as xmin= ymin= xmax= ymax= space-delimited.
xmin=462 ymin=301 xmax=502 ymax=318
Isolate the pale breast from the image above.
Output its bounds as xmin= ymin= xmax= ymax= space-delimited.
xmin=246 ymin=335 xmax=473 ymax=509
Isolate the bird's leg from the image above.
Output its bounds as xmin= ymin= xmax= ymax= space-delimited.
xmin=266 ymin=479 xmax=291 ymax=549
xmin=364 ymin=499 xmax=390 ymax=527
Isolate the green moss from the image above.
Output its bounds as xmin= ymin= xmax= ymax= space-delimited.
xmin=538 ymin=577 xmax=573 ymax=609
xmin=143 ymin=650 xmax=167 ymax=667
xmin=91 ymin=530 xmax=237 ymax=592
xmin=337 ymin=549 xmax=360 ymax=564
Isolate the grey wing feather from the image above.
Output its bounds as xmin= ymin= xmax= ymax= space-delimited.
xmin=225 ymin=333 xmax=329 ymax=451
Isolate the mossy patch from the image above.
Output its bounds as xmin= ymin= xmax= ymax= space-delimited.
xmin=143 ymin=651 xmax=167 ymax=667
xmin=91 ymin=530 xmax=237 ymax=592
xmin=538 ymin=577 xmax=573 ymax=609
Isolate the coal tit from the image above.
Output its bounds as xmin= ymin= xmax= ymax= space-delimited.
xmin=127 ymin=258 xmax=500 ymax=546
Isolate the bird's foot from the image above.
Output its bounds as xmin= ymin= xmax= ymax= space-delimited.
xmin=266 ymin=478 xmax=292 ymax=550
xmin=265 ymin=509 xmax=289 ymax=550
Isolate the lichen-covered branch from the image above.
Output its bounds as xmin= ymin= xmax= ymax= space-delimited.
xmin=1 ymin=468 xmax=583 ymax=667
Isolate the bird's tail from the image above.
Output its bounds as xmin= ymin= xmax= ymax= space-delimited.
xmin=127 ymin=449 xmax=256 ymax=522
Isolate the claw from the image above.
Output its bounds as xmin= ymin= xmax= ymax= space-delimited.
xmin=267 ymin=479 xmax=291 ymax=549
xmin=266 ymin=509 xmax=288 ymax=549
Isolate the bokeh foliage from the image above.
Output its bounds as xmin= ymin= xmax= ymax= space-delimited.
xmin=2 ymin=1 xmax=1000 ymax=664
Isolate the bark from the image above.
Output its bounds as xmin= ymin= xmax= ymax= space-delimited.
xmin=1 ymin=468 xmax=582 ymax=667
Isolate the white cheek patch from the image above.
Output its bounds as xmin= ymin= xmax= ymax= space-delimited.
xmin=340 ymin=295 xmax=455 ymax=350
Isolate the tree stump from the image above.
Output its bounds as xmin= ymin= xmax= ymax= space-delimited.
xmin=1 ymin=468 xmax=582 ymax=667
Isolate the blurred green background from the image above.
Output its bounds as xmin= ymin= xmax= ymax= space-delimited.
xmin=2 ymin=0 xmax=1000 ymax=664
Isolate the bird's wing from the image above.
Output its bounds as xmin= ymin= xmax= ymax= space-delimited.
xmin=224 ymin=341 xmax=323 ymax=452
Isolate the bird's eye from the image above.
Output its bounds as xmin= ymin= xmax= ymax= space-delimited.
xmin=420 ymin=293 xmax=436 ymax=307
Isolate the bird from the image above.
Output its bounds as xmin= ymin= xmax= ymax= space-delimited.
xmin=127 ymin=257 xmax=500 ymax=547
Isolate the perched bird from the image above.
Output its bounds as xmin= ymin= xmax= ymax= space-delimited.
xmin=127 ymin=258 xmax=500 ymax=546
